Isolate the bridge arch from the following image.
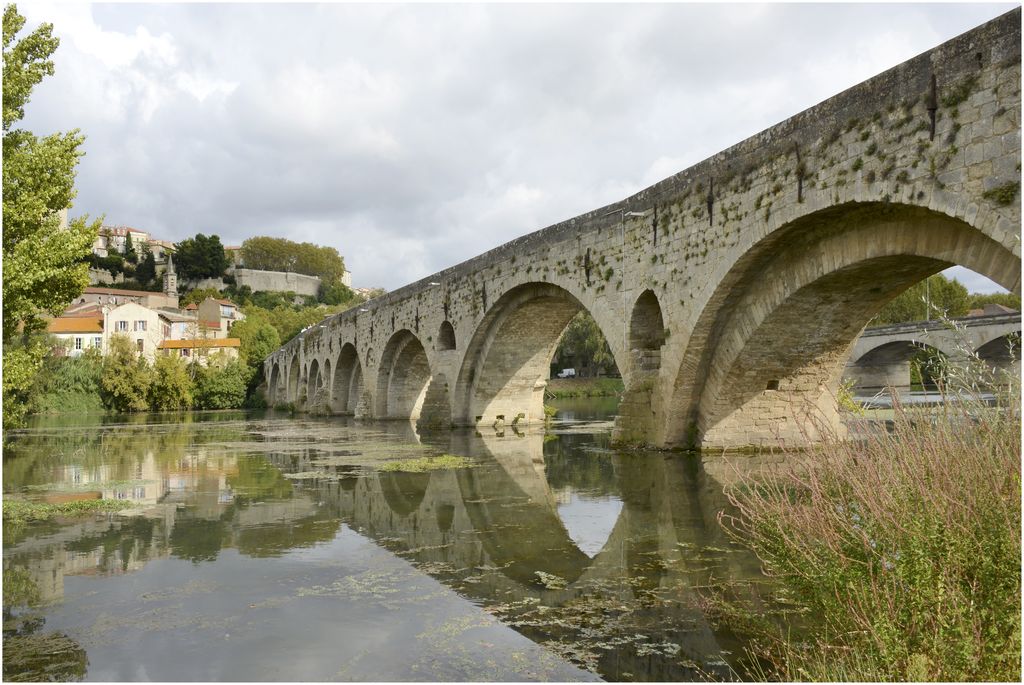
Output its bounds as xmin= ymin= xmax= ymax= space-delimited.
xmin=976 ymin=333 xmax=1021 ymax=380
xmin=375 ymin=330 xmax=451 ymax=426
xmin=453 ymin=282 xmax=623 ymax=427
xmin=307 ymin=359 xmax=322 ymax=400
xmin=268 ymin=363 xmax=282 ymax=405
xmin=288 ymin=355 xmax=300 ymax=403
xmin=846 ymin=340 xmax=949 ymax=393
xmin=331 ymin=343 xmax=364 ymax=414
xmin=437 ymin=321 xmax=457 ymax=351
xmin=629 ymin=289 xmax=666 ymax=373
xmin=666 ymin=202 xmax=1020 ymax=449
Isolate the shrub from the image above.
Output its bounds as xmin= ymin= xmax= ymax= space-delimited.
xmin=100 ymin=335 xmax=153 ymax=412
xmin=149 ymin=354 xmax=194 ymax=410
xmin=193 ymin=356 xmax=251 ymax=409
xmin=34 ymin=350 xmax=104 ymax=414
xmin=721 ymin=340 xmax=1021 ymax=680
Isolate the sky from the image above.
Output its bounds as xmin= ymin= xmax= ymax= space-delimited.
xmin=17 ymin=2 xmax=1017 ymax=293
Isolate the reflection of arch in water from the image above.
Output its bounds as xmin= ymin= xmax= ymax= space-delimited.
xmin=379 ymin=471 xmax=431 ymax=517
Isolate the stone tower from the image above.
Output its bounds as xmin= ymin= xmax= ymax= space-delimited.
xmin=163 ymin=253 xmax=178 ymax=297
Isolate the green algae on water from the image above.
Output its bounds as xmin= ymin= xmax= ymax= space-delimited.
xmin=3 ymin=498 xmax=133 ymax=525
xmin=377 ymin=454 xmax=475 ymax=473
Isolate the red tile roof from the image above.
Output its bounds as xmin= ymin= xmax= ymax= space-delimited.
xmin=48 ymin=317 xmax=103 ymax=334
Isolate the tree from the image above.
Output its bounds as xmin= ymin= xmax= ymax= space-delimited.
xmin=193 ymin=356 xmax=251 ymax=409
xmin=871 ymin=274 xmax=970 ymax=325
xmin=33 ymin=348 xmax=104 ymax=414
xmin=240 ymin=236 xmax=346 ymax=285
xmin=100 ymin=335 xmax=154 ymax=412
xmin=135 ymin=246 xmax=156 ymax=285
xmin=149 ymin=354 xmax=194 ymax=410
xmin=230 ymin=314 xmax=280 ymax=371
xmin=175 ymin=233 xmax=228 ymax=280
xmin=319 ymin=280 xmax=356 ymax=306
xmin=179 ymin=287 xmax=222 ymax=307
xmin=123 ymin=231 xmax=137 ymax=264
xmin=3 ymin=4 xmax=100 ymax=427
xmin=552 ymin=311 xmax=617 ymax=377
xmin=968 ymin=292 xmax=1021 ymax=312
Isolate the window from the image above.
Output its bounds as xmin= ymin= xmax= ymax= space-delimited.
xmin=74 ymin=337 xmax=82 ymax=350
xmin=162 ymin=324 xmax=171 ymax=338
xmin=181 ymin=348 xmax=190 ymax=357
xmin=116 ymin=320 xmax=128 ymax=332
xmin=136 ymin=339 xmax=144 ymax=352
xmin=93 ymin=337 xmax=102 ymax=348
xmin=134 ymin=320 xmax=147 ymax=332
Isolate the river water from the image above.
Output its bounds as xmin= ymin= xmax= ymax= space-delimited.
xmin=3 ymin=399 xmax=787 ymax=682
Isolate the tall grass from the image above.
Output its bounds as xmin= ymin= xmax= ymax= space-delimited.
xmin=721 ymin=324 xmax=1021 ymax=681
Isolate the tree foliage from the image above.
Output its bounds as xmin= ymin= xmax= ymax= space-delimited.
xmin=967 ymin=291 xmax=1021 ymax=312
xmin=194 ymin=357 xmax=251 ymax=409
xmin=135 ymin=246 xmax=156 ymax=285
xmin=174 ymin=233 xmax=228 ymax=280
xmin=100 ymin=335 xmax=154 ymax=412
xmin=871 ymin=274 xmax=970 ymax=325
xmin=240 ymin=236 xmax=346 ymax=285
xmin=149 ymin=354 xmax=193 ymax=410
xmin=3 ymin=4 xmax=100 ymax=427
xmin=552 ymin=311 xmax=617 ymax=377
xmin=230 ymin=313 xmax=280 ymax=371
xmin=123 ymin=231 xmax=137 ymax=264
xmin=179 ymin=287 xmax=221 ymax=308
xmin=34 ymin=348 xmax=105 ymax=414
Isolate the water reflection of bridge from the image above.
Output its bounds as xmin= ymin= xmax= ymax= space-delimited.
xmin=4 ymin=418 xmax=779 ymax=680
xmin=263 ymin=424 xmax=774 ymax=680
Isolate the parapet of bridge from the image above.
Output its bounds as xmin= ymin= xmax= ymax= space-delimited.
xmin=266 ymin=10 xmax=1021 ymax=450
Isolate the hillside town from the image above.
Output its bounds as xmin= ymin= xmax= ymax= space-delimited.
xmin=42 ymin=224 xmax=374 ymax=367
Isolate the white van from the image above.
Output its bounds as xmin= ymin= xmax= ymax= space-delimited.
xmin=556 ymin=368 xmax=576 ymax=378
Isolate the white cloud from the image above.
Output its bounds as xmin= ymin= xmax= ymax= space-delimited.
xmin=15 ymin=2 xmax=1017 ymax=292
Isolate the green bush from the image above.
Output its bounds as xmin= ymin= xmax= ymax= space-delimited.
xmin=100 ymin=335 xmax=154 ymax=412
xmin=194 ymin=356 xmax=252 ymax=409
xmin=149 ymin=354 xmax=194 ymax=410
xmin=34 ymin=349 xmax=104 ymax=414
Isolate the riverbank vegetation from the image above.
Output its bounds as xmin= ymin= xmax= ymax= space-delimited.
xmin=721 ymin=347 xmax=1020 ymax=680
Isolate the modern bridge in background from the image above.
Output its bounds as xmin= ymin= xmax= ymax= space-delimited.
xmin=265 ymin=11 xmax=1021 ymax=450
xmin=843 ymin=312 xmax=1020 ymax=393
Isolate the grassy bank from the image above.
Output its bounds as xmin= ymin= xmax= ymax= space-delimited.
xmin=720 ymin=388 xmax=1021 ymax=681
xmin=545 ymin=377 xmax=623 ymax=398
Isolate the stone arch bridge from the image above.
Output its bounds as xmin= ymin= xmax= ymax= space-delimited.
xmin=265 ymin=11 xmax=1021 ymax=450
